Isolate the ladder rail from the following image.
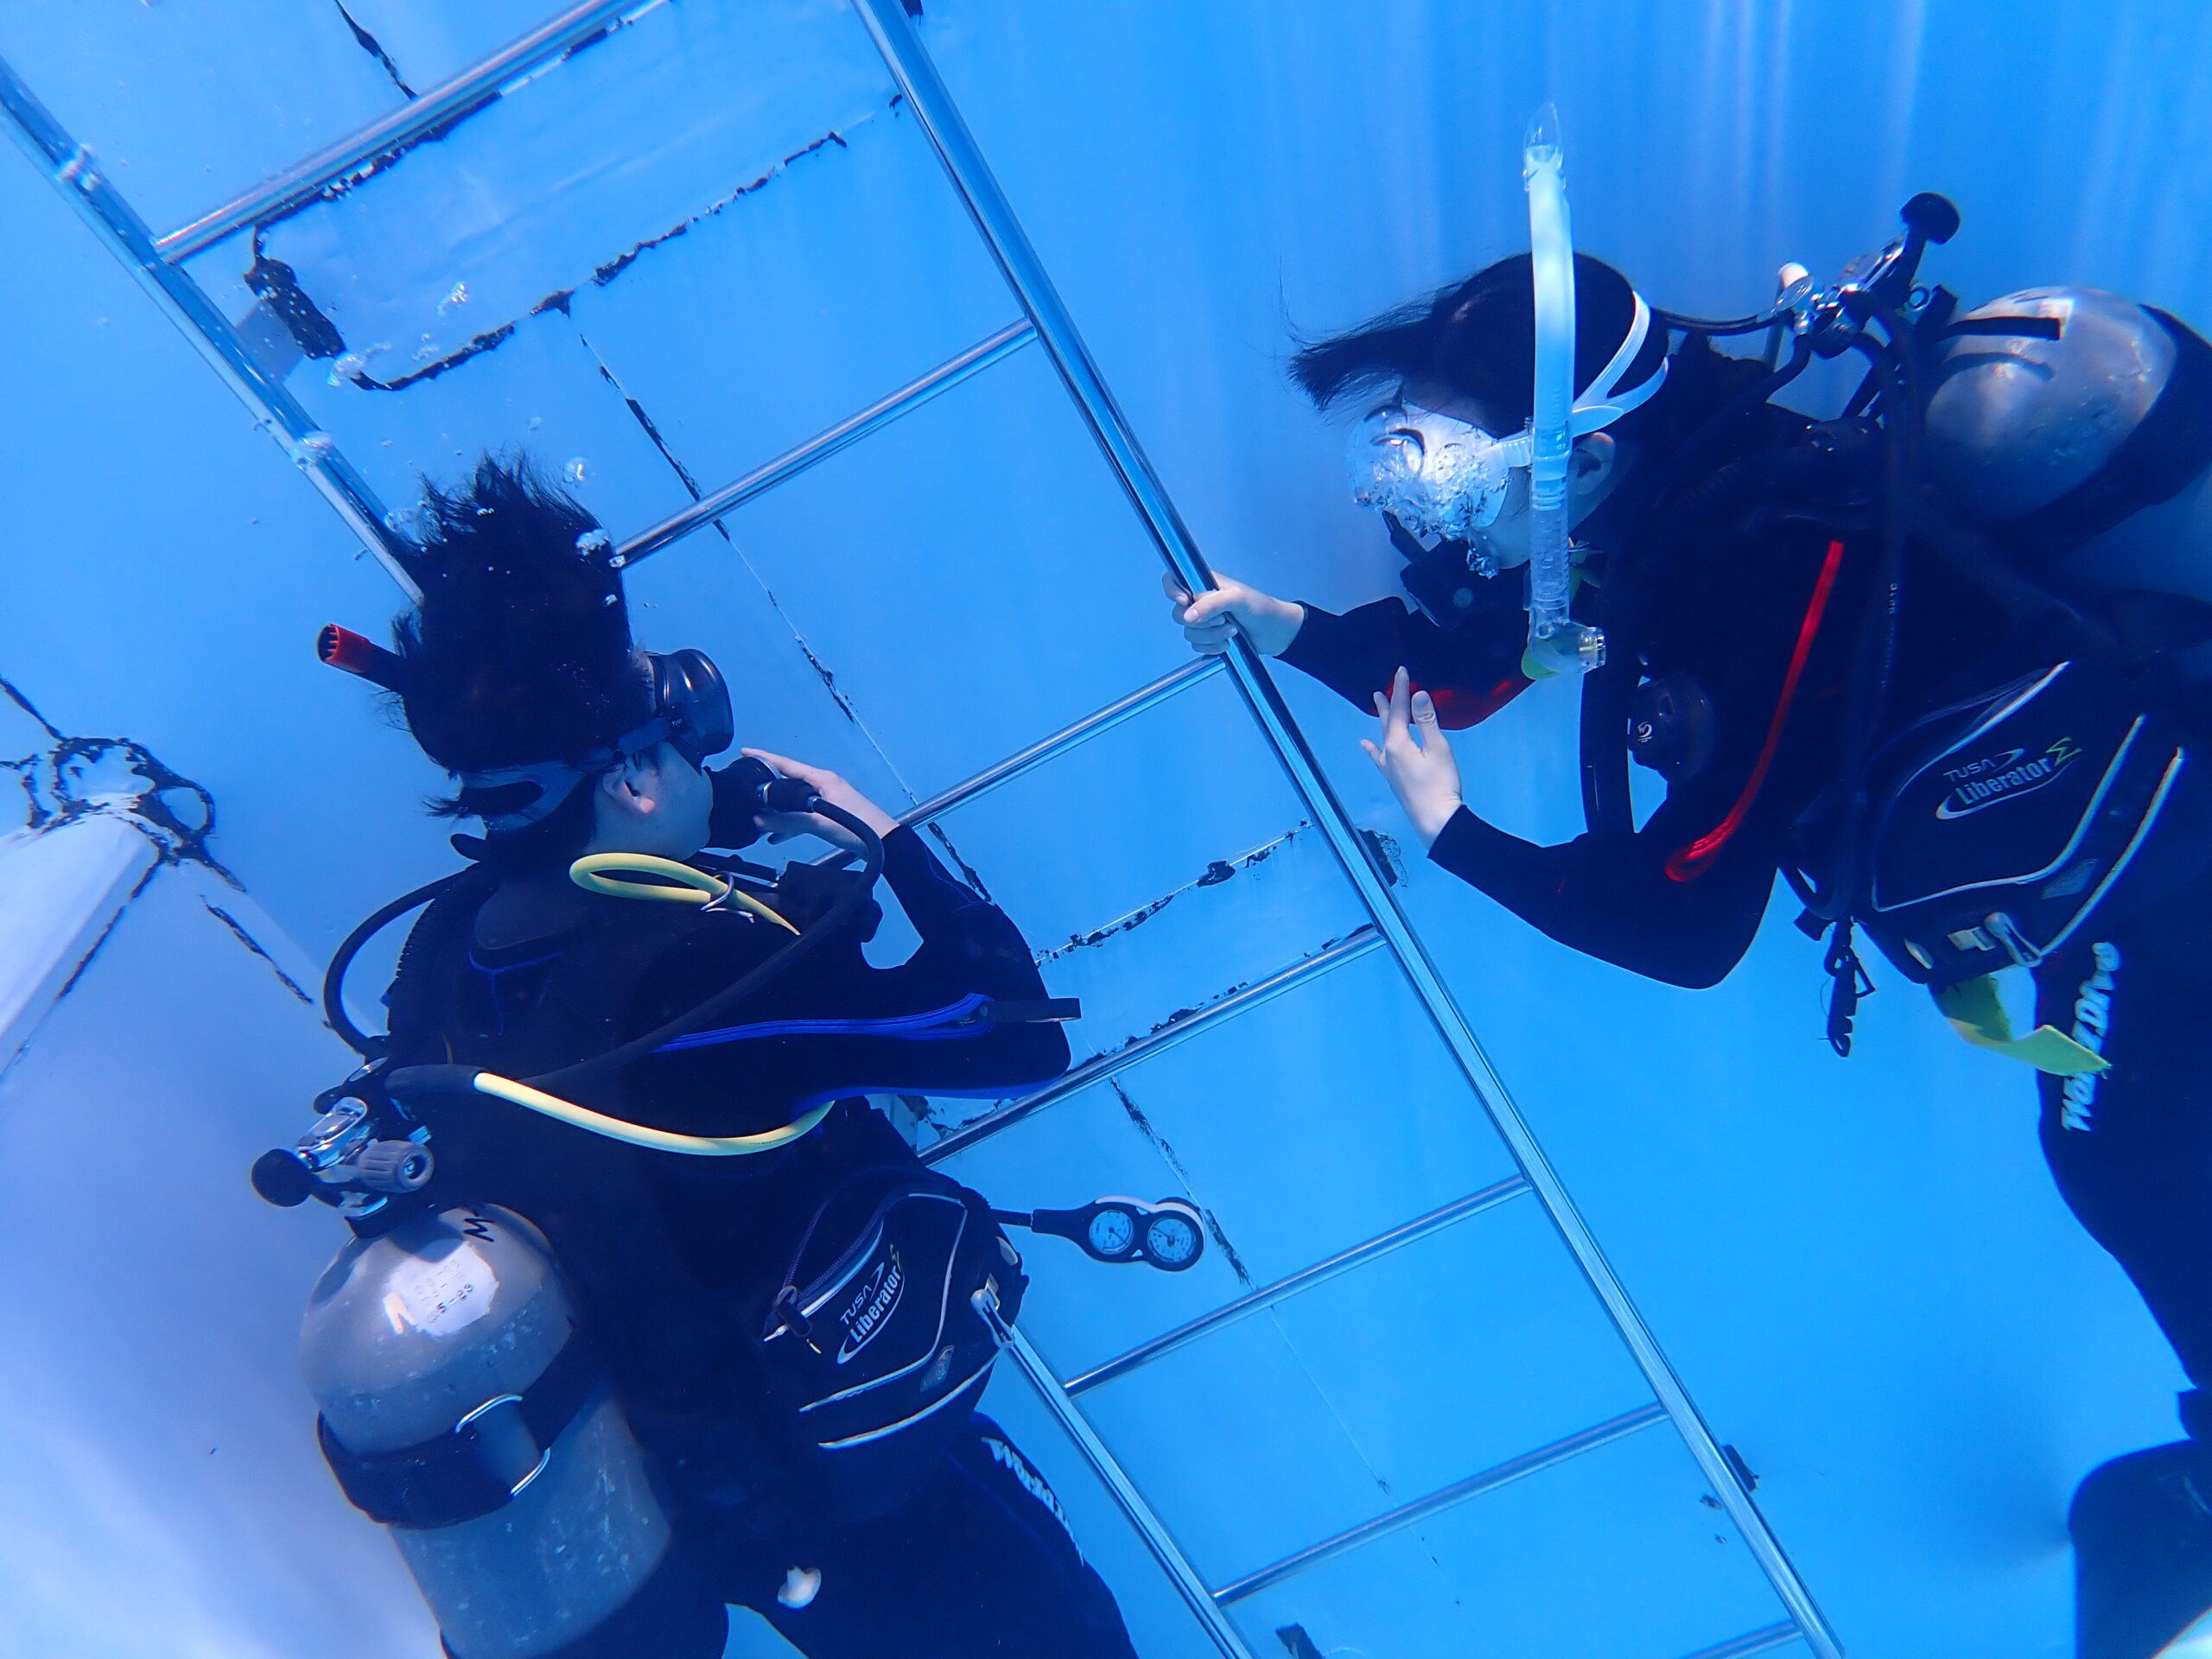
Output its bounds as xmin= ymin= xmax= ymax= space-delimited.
xmin=0 ymin=57 xmax=416 ymax=596
xmin=1066 ymin=1177 xmax=1533 ymax=1395
xmin=890 ymin=655 xmax=1222 ymax=834
xmin=845 ymin=4 xmax=1840 ymax=1652
xmin=978 ymin=1295 xmax=1261 ymax=1659
xmin=620 ymin=319 xmax=1039 ymax=566
xmin=922 ymin=927 xmax=1382 ymax=1166
xmin=1212 ymin=1402 xmax=1671 ymax=1606
xmin=156 ymin=0 xmax=652 ymax=263
xmin=1679 ymin=1624 xmax=1806 ymax=1659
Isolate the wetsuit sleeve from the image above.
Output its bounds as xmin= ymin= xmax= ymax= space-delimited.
xmin=620 ymin=827 xmax=1070 ymax=1133
xmin=1279 ymin=597 xmax=1534 ymax=729
xmin=1425 ymin=793 xmax=1781 ymax=989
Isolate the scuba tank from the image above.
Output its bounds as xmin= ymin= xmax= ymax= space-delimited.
xmin=302 ymin=1203 xmax=686 ymax=1659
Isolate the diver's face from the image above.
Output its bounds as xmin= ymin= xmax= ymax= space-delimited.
xmin=593 ymin=741 xmax=715 ymax=860
xmin=1394 ymin=382 xmax=1620 ymax=570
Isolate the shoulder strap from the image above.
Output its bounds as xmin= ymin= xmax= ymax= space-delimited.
xmin=380 ymin=871 xmax=495 ymax=1062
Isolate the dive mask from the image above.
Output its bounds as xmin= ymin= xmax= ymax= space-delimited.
xmin=454 ymin=648 xmax=735 ymax=832
xmin=1350 ymin=404 xmax=1531 ymax=544
xmin=318 ymin=626 xmax=736 ymax=834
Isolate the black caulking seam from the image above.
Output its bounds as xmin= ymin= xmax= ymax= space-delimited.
xmin=924 ymin=821 xmax=993 ymax=905
xmin=354 ymin=323 xmax=518 ymax=393
xmin=48 ymin=861 xmax=162 ymax=1009
xmin=245 ymin=7 xmax=663 ymax=245
xmin=1108 ymin=1078 xmax=1253 ymax=1287
xmin=1073 ymin=928 xmax=1361 ymax=1067
xmin=0 ymin=673 xmax=65 ymax=742
xmin=323 ymin=119 xmax=870 ymax=392
xmin=567 ymin=334 xmax=956 ymax=887
xmin=1037 ymin=824 xmax=1311 ymax=963
xmin=583 ymin=342 xmax=709 ymax=497
xmin=333 ymin=1 xmax=418 ymax=98
xmin=201 ymin=900 xmax=316 ymax=1005
xmin=589 ymin=129 xmax=850 ymax=287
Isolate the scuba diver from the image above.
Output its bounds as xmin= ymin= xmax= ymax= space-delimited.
xmin=259 ymin=460 xmax=1142 ymax=1659
xmin=1168 ymin=118 xmax=2212 ymax=1658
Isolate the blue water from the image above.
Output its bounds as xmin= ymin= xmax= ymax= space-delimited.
xmin=3 ymin=3 xmax=2209 ymax=1655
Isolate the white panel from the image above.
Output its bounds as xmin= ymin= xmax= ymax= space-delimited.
xmin=0 ymin=868 xmax=432 ymax=1658
xmin=0 ymin=0 xmax=402 ymax=233
xmin=251 ymin=0 xmax=893 ymax=379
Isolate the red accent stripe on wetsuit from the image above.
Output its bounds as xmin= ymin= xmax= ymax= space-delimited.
xmin=1664 ymin=537 xmax=1847 ymax=883
xmin=1416 ymin=676 xmax=1534 ymax=730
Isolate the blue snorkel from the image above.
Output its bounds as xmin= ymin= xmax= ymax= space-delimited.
xmin=1522 ymin=105 xmax=1608 ymax=676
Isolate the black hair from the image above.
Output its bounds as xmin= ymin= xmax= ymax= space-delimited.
xmin=1291 ymin=252 xmax=1676 ymax=442
xmin=386 ymin=456 xmax=648 ymax=860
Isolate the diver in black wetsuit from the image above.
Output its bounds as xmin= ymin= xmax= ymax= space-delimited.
xmin=1170 ymin=256 xmax=2212 ymax=1655
xmin=346 ymin=460 xmax=1135 ymax=1659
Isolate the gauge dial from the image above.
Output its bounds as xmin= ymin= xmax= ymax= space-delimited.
xmin=1143 ymin=1210 xmax=1203 ymax=1270
xmin=1086 ymin=1207 xmax=1136 ymax=1258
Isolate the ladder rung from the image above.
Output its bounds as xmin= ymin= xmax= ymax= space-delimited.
xmin=826 ymin=655 xmax=1223 ymax=855
xmin=920 ymin=927 xmax=1382 ymax=1166
xmin=1211 ymin=1403 xmax=1669 ymax=1606
xmin=158 ymin=0 xmax=647 ymax=262
xmin=1067 ymin=1176 xmax=1531 ymax=1395
xmin=620 ymin=320 xmax=1037 ymax=565
xmin=1676 ymin=1622 xmax=1803 ymax=1659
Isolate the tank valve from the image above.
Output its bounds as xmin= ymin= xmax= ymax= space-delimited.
xmin=251 ymin=1083 xmax=433 ymax=1211
xmin=354 ymin=1140 xmax=435 ymax=1194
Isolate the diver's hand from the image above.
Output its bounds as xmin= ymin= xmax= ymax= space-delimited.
xmin=1163 ymin=570 xmax=1305 ymax=657
xmin=741 ymin=748 xmax=901 ymax=854
xmin=1360 ymin=668 xmax=1463 ymax=848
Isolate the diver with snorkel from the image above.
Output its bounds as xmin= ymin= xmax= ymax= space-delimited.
xmin=252 ymin=460 xmax=1161 ymax=1658
xmin=1169 ymin=110 xmax=2212 ymax=1656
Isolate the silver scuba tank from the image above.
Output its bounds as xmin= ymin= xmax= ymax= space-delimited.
xmin=1925 ymin=286 xmax=2212 ymax=607
xmin=301 ymin=1205 xmax=671 ymax=1659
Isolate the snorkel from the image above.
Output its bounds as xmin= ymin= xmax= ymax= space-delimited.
xmin=1347 ymin=105 xmax=1662 ymax=671
xmin=1521 ymin=105 xmax=1599 ymax=673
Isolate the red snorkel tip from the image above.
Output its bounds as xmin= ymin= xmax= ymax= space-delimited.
xmin=318 ymin=624 xmax=410 ymax=693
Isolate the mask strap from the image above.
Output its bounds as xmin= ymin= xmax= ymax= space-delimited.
xmin=1569 ymin=295 xmax=1669 ymax=435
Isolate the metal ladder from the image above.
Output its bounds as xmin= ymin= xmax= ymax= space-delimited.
xmin=0 ymin=7 xmax=1840 ymax=1656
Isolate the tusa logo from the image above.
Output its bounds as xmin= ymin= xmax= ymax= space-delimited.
xmin=835 ymin=1247 xmax=904 ymax=1365
xmin=1935 ymin=736 xmax=2082 ymax=820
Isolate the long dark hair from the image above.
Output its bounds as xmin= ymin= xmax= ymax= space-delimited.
xmin=385 ymin=457 xmax=650 ymax=856
xmin=1291 ymin=252 xmax=1693 ymax=439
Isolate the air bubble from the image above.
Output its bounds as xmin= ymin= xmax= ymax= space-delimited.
xmin=289 ymin=431 xmax=335 ymax=466
xmin=575 ymin=528 xmax=612 ymax=556
xmin=327 ymin=343 xmax=389 ymax=386
xmin=602 ymin=593 xmax=619 ymax=607
xmin=563 ymin=457 xmax=588 ymax=485
xmin=436 ymin=282 xmax=469 ymax=315
xmin=529 ymin=416 xmax=544 ymax=430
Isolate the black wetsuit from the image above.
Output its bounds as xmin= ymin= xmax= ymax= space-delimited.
xmin=387 ymin=826 xmax=1136 ymax=1659
xmin=1281 ymin=404 xmax=2212 ymax=1485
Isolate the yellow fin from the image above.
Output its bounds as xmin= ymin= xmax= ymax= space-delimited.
xmin=1931 ymin=975 xmax=2109 ymax=1077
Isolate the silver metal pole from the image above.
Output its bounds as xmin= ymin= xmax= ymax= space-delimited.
xmin=1212 ymin=1403 xmax=1670 ymax=1606
xmin=846 ymin=6 xmax=1839 ymax=1652
xmin=1066 ymin=1177 xmax=1531 ymax=1395
xmin=1677 ymin=1624 xmax=1806 ymax=1659
xmin=895 ymin=655 xmax=1220 ymax=831
xmin=619 ymin=320 xmax=1039 ymax=565
xmin=974 ymin=1292 xmax=1259 ymax=1659
xmin=157 ymin=0 xmax=650 ymax=263
xmin=921 ymin=927 xmax=1382 ymax=1166
xmin=0 ymin=57 xmax=416 ymax=596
